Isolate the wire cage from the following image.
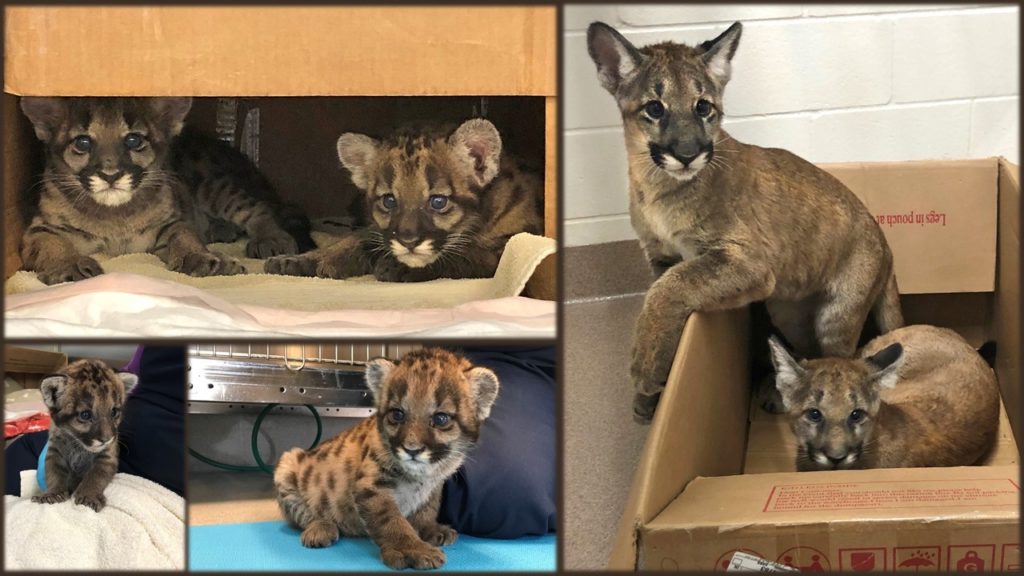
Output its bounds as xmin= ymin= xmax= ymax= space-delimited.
xmin=186 ymin=343 xmax=409 ymax=417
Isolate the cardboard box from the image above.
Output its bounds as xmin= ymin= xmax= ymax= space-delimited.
xmin=3 ymin=346 xmax=67 ymax=389
xmin=610 ymin=158 xmax=1020 ymax=571
xmin=3 ymin=6 xmax=558 ymax=299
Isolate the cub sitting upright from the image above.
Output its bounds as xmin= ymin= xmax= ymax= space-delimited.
xmin=19 ymin=97 xmax=245 ymax=284
xmin=33 ymin=359 xmax=138 ymax=511
xmin=587 ymin=22 xmax=903 ymax=422
xmin=274 ymin=348 xmax=499 ymax=569
xmin=265 ymin=118 xmax=543 ymax=282
xmin=769 ymin=325 xmax=1000 ymax=470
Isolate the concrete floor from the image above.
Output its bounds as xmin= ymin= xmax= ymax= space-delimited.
xmin=563 ymin=241 xmax=653 ymax=570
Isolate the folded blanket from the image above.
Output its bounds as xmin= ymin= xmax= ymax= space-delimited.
xmin=4 ymin=232 xmax=556 ymax=338
xmin=4 ymin=471 xmax=185 ymax=570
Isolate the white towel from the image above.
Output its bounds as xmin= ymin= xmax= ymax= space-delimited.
xmin=4 ymin=471 xmax=185 ymax=570
xmin=4 ymin=232 xmax=557 ymax=338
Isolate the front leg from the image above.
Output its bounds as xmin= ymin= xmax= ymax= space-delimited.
xmin=408 ymin=487 xmax=457 ymax=546
xmin=265 ymin=234 xmax=371 ymax=279
xmin=31 ymin=447 xmax=72 ymax=504
xmin=155 ymin=221 xmax=246 ymax=277
xmin=354 ymin=481 xmax=445 ymax=570
xmin=71 ymin=451 xmax=118 ymax=512
xmin=631 ymin=246 xmax=775 ymax=423
xmin=21 ymin=220 xmax=104 ymax=285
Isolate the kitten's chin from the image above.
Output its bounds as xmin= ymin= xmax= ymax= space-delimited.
xmin=390 ymin=239 xmax=439 ymax=268
xmin=90 ymin=188 xmax=135 ymax=207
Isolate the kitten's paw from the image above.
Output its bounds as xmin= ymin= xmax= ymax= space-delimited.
xmin=265 ymin=254 xmax=317 ymax=277
xmin=37 ymin=256 xmax=104 ymax=285
xmin=756 ymin=374 xmax=786 ymax=414
xmin=175 ymin=251 xmax=246 ymax=277
xmin=246 ymin=234 xmax=299 ymax=259
xmin=73 ymin=492 xmax=106 ymax=512
xmin=420 ymin=523 xmax=458 ymax=546
xmin=632 ymin=391 xmax=661 ymax=425
xmin=381 ymin=543 xmax=446 ymax=570
xmin=31 ymin=491 xmax=69 ymax=505
xmin=299 ymin=520 xmax=340 ymax=548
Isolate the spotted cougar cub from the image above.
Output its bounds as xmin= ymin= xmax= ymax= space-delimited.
xmin=769 ymin=325 xmax=1000 ymax=471
xmin=587 ymin=22 xmax=904 ymax=422
xmin=32 ymin=359 xmax=138 ymax=511
xmin=265 ymin=119 xmax=542 ymax=282
xmin=274 ymin=348 xmax=499 ymax=569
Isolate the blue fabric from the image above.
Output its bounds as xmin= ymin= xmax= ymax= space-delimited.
xmin=36 ymin=442 xmax=47 ymax=491
xmin=188 ymin=521 xmax=556 ymax=572
xmin=440 ymin=347 xmax=557 ymax=539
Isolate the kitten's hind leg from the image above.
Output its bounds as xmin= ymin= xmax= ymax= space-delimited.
xmin=300 ymin=519 xmax=340 ymax=548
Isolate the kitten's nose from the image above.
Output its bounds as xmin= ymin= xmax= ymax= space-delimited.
xmin=403 ymin=446 xmax=424 ymax=459
xmin=397 ymin=234 xmax=420 ymax=250
xmin=99 ymin=170 xmax=124 ymax=185
xmin=825 ymin=452 xmax=848 ymax=465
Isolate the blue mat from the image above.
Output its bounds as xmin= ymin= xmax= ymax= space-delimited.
xmin=189 ymin=521 xmax=556 ymax=572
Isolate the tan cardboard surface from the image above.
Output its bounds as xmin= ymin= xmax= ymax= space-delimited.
xmin=820 ymin=159 xmax=998 ymax=294
xmin=4 ymin=7 xmax=556 ymax=96
xmin=608 ymin=309 xmax=751 ymax=569
xmin=3 ymin=346 xmax=66 ymax=375
xmin=994 ymin=159 xmax=1020 ymax=439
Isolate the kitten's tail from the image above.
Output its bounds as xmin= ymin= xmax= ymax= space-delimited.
xmin=872 ymin=272 xmax=904 ymax=334
xmin=274 ymin=448 xmax=313 ymax=529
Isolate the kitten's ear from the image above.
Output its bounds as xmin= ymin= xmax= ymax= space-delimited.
xmin=700 ymin=21 xmax=742 ymax=86
xmin=337 ymin=133 xmax=379 ymax=190
xmin=40 ymin=374 xmax=68 ymax=411
xmin=364 ymin=357 xmax=395 ymax=403
xmin=20 ymin=97 xmax=67 ymax=142
xmin=467 ymin=367 xmax=500 ymax=421
xmin=148 ymin=97 xmax=193 ymax=136
xmin=865 ymin=343 xmax=903 ymax=390
xmin=449 ymin=119 xmax=502 ymax=188
xmin=587 ymin=22 xmax=644 ymax=94
xmin=768 ymin=336 xmax=805 ymax=411
xmin=117 ymin=372 xmax=139 ymax=394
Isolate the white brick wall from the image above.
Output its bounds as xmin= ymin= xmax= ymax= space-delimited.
xmin=564 ymin=4 xmax=1020 ymax=246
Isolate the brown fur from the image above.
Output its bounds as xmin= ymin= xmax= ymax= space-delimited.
xmin=770 ymin=325 xmax=1000 ymax=470
xmin=273 ymin=348 xmax=499 ymax=569
xmin=32 ymin=359 xmax=138 ymax=511
xmin=19 ymin=97 xmax=245 ymax=284
xmin=587 ymin=22 xmax=904 ymax=422
xmin=265 ymin=119 xmax=542 ymax=282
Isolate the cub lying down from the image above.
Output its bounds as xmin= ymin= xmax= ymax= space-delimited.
xmin=769 ymin=325 xmax=1000 ymax=471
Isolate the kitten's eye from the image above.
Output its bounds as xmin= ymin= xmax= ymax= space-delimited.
xmin=805 ymin=409 xmax=823 ymax=423
xmin=431 ymin=412 xmax=451 ymax=427
xmin=428 ymin=195 xmax=449 ymax=211
xmin=380 ymin=194 xmax=398 ymax=210
xmin=71 ymin=135 xmax=93 ymax=154
xmin=111 ymin=407 xmax=120 ymax=418
xmin=695 ymin=99 xmax=714 ymax=118
xmin=387 ymin=408 xmax=405 ymax=424
xmin=849 ymin=409 xmax=866 ymax=424
xmin=78 ymin=410 xmax=93 ymax=422
xmin=123 ymin=133 xmax=146 ymax=151
xmin=644 ymin=100 xmax=665 ymax=119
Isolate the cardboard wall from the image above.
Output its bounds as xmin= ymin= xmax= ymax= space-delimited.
xmin=4 ymin=7 xmax=556 ymax=97
xmin=3 ymin=93 xmax=40 ymax=278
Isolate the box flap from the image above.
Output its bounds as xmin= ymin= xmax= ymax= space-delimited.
xmin=995 ymin=157 xmax=1020 ymax=441
xmin=650 ymin=465 xmax=1019 ymax=530
xmin=3 ymin=346 xmax=66 ymax=374
xmin=819 ymin=158 xmax=998 ymax=295
xmin=608 ymin=308 xmax=751 ymax=569
xmin=4 ymin=7 xmax=556 ymax=97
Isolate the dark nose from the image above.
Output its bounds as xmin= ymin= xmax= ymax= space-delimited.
xmin=825 ymin=453 xmax=848 ymax=466
xmin=99 ymin=170 xmax=124 ymax=185
xmin=404 ymin=446 xmax=424 ymax=458
xmin=670 ymin=142 xmax=712 ymax=166
xmin=396 ymin=233 xmax=419 ymax=250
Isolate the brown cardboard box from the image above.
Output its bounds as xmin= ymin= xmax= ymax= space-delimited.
xmin=3 ymin=346 xmax=67 ymax=389
xmin=2 ymin=6 xmax=558 ymax=298
xmin=609 ymin=158 xmax=1020 ymax=571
